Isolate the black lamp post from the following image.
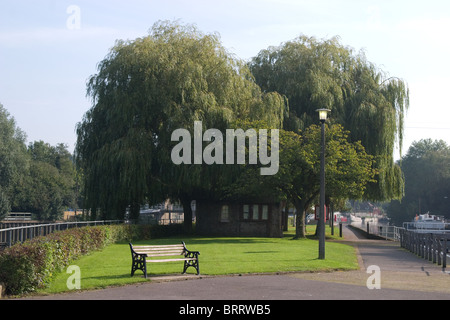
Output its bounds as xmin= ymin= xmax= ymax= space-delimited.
xmin=316 ymin=108 xmax=330 ymax=260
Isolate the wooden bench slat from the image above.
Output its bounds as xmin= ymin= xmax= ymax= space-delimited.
xmin=135 ymin=249 xmax=184 ymax=253
xmin=138 ymin=243 xmax=183 ymax=248
xmin=133 ymin=245 xmax=184 ymax=249
xmin=135 ymin=249 xmax=184 ymax=254
xmin=134 ymin=247 xmax=185 ymax=251
xmin=134 ymin=249 xmax=184 ymax=253
xmin=147 ymin=258 xmax=197 ymax=263
xmin=146 ymin=252 xmax=184 ymax=257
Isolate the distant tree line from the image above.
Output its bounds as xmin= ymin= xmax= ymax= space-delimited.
xmin=0 ymin=104 xmax=78 ymax=221
xmin=387 ymin=139 xmax=450 ymax=225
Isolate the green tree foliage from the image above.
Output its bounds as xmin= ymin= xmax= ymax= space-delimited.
xmin=387 ymin=139 xmax=450 ymax=225
xmin=249 ymin=35 xmax=409 ymax=202
xmin=12 ymin=141 xmax=77 ymax=220
xmin=76 ymin=21 xmax=286 ymax=221
xmin=0 ymin=103 xmax=28 ymax=219
xmin=0 ymin=103 xmax=77 ymax=221
xmin=0 ymin=190 xmax=10 ymax=220
xmin=222 ymin=123 xmax=375 ymax=238
xmin=76 ymin=23 xmax=408 ymax=235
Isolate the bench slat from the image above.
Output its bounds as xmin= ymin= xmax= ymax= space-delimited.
xmin=147 ymin=258 xmax=197 ymax=263
xmin=146 ymin=252 xmax=184 ymax=257
xmin=135 ymin=248 xmax=184 ymax=253
xmin=136 ymin=250 xmax=184 ymax=255
xmin=134 ymin=248 xmax=185 ymax=251
xmin=133 ymin=245 xmax=184 ymax=249
xmin=135 ymin=249 xmax=183 ymax=252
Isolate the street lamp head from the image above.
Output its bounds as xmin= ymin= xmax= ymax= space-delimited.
xmin=316 ymin=109 xmax=331 ymax=123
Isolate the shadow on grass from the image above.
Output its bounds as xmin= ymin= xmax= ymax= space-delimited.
xmin=244 ymin=251 xmax=278 ymax=254
xmin=129 ymin=237 xmax=279 ymax=246
xmin=125 ymin=233 xmax=328 ymax=247
xmin=122 ymin=229 xmax=337 ymax=249
xmin=81 ymin=274 xmax=132 ymax=281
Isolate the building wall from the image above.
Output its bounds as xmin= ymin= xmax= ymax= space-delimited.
xmin=196 ymin=201 xmax=282 ymax=238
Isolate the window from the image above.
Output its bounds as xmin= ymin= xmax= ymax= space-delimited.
xmin=252 ymin=204 xmax=259 ymax=220
xmin=242 ymin=204 xmax=270 ymax=221
xmin=243 ymin=205 xmax=250 ymax=220
xmin=262 ymin=205 xmax=268 ymax=220
xmin=220 ymin=205 xmax=229 ymax=222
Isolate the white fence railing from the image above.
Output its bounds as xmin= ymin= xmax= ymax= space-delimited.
xmin=399 ymin=229 xmax=449 ymax=269
xmin=350 ymin=221 xmax=402 ymax=241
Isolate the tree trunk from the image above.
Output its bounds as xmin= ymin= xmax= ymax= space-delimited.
xmin=282 ymin=201 xmax=288 ymax=232
xmin=294 ymin=199 xmax=306 ymax=238
xmin=180 ymin=197 xmax=193 ymax=233
xmin=130 ymin=202 xmax=140 ymax=221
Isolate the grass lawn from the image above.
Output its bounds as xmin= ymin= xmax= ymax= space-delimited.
xmin=39 ymin=226 xmax=358 ymax=295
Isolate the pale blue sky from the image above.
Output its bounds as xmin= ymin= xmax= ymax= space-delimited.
xmin=1 ymin=0 xmax=449 ymax=158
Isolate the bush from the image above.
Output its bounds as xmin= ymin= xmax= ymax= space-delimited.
xmin=0 ymin=224 xmax=130 ymax=296
xmin=0 ymin=223 xmax=188 ymax=296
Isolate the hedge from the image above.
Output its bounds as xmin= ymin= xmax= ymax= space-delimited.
xmin=0 ymin=224 xmax=131 ymax=296
xmin=0 ymin=223 xmax=189 ymax=296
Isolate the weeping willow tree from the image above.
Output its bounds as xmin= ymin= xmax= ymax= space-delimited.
xmin=76 ymin=21 xmax=286 ymax=222
xmin=249 ymin=35 xmax=409 ymax=202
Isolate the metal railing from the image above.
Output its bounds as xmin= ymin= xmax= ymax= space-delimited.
xmin=350 ymin=221 xmax=402 ymax=241
xmin=399 ymin=229 xmax=449 ymax=269
xmin=0 ymin=220 xmax=123 ymax=248
xmin=350 ymin=220 xmax=449 ymax=269
xmin=375 ymin=225 xmax=403 ymax=241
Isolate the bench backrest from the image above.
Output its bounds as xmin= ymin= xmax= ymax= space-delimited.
xmin=131 ymin=243 xmax=186 ymax=257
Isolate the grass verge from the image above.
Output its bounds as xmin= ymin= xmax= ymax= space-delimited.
xmin=38 ymin=226 xmax=358 ymax=295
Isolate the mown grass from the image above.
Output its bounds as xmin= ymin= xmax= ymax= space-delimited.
xmin=39 ymin=225 xmax=358 ymax=295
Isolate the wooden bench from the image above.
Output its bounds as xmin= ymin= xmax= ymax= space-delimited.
xmin=129 ymin=242 xmax=200 ymax=278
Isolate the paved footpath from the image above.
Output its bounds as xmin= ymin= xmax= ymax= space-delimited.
xmin=20 ymin=225 xmax=450 ymax=300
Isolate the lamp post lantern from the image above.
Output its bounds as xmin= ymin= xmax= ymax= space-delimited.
xmin=316 ymin=108 xmax=330 ymax=260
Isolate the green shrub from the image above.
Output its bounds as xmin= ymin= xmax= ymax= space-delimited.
xmin=0 ymin=247 xmax=37 ymax=295
xmin=0 ymin=223 xmax=187 ymax=296
xmin=0 ymin=224 xmax=130 ymax=296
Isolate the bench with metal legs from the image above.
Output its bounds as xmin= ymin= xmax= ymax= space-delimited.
xmin=129 ymin=242 xmax=200 ymax=278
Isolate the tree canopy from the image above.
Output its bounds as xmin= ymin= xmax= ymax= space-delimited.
xmin=221 ymin=123 xmax=375 ymax=237
xmin=76 ymin=22 xmax=409 ymax=235
xmin=18 ymin=141 xmax=77 ymax=220
xmin=0 ymin=103 xmax=77 ymax=220
xmin=76 ymin=21 xmax=286 ymax=221
xmin=249 ymin=35 xmax=409 ymax=201
xmin=0 ymin=23 xmax=416 ymax=231
xmin=0 ymin=103 xmax=27 ymax=218
xmin=387 ymin=139 xmax=450 ymax=225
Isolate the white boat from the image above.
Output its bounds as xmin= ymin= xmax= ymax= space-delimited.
xmin=403 ymin=213 xmax=448 ymax=232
